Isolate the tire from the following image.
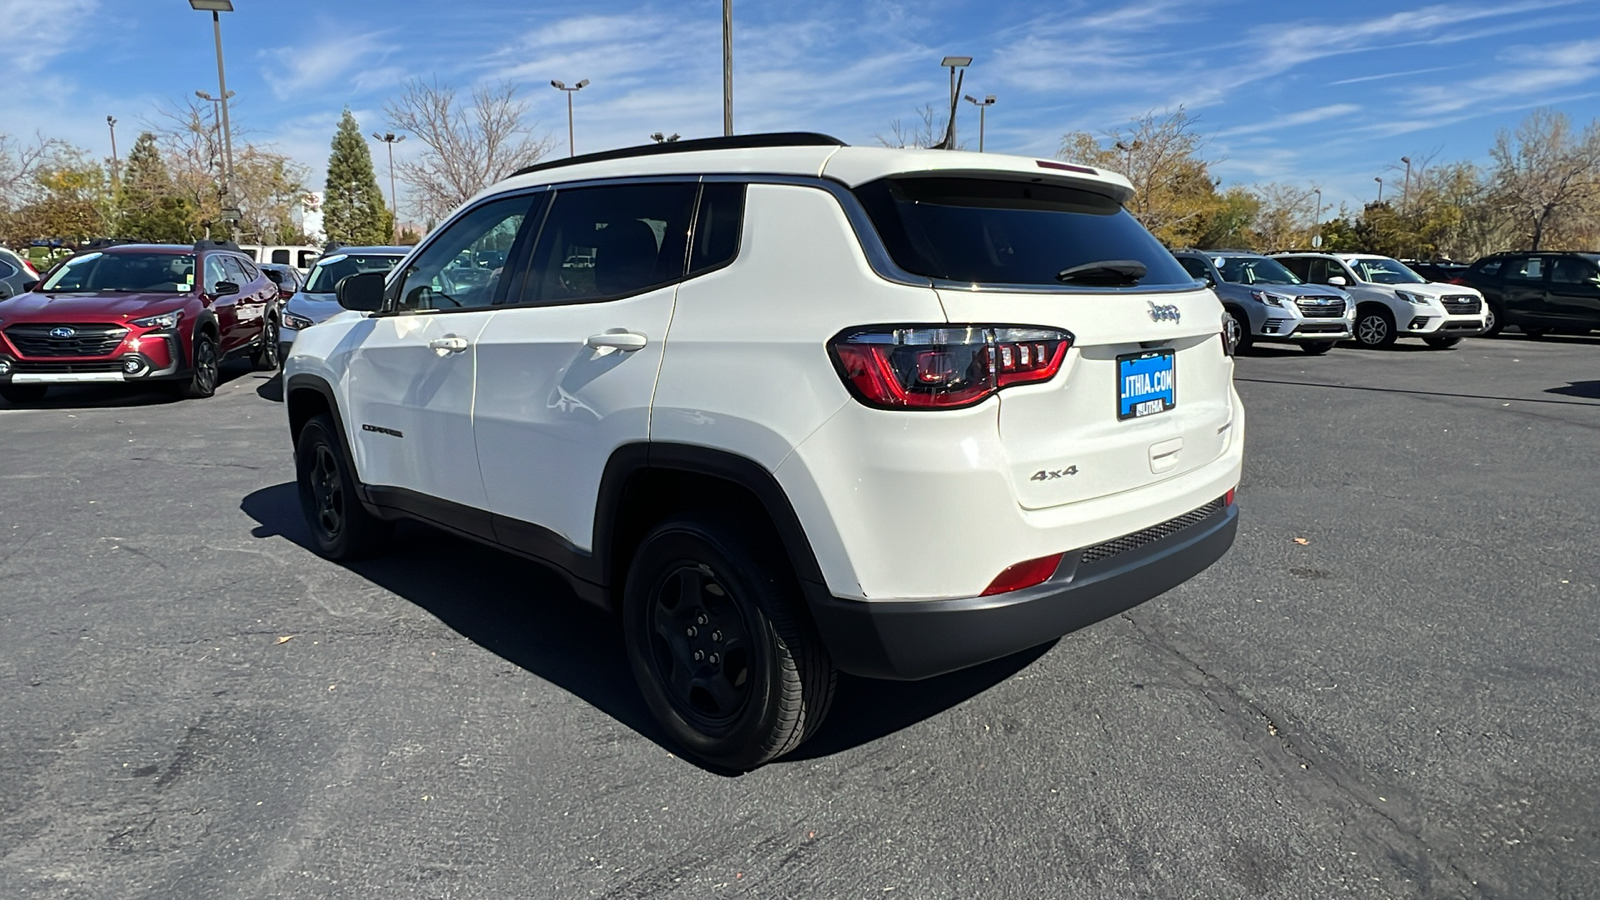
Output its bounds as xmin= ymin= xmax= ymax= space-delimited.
xmin=175 ymin=330 xmax=220 ymax=399
xmin=1300 ymin=340 xmax=1335 ymax=355
xmin=252 ymin=315 xmax=280 ymax=371
xmin=623 ymin=514 xmax=836 ymax=770
xmin=1423 ymin=335 xmax=1461 ymax=350
xmin=1353 ymin=306 xmax=1397 ymax=349
xmin=1223 ymin=307 xmax=1252 ymax=353
xmin=0 ymin=384 xmax=47 ymax=404
xmin=294 ymin=413 xmax=391 ymax=559
xmin=1482 ymin=303 xmax=1504 ymax=337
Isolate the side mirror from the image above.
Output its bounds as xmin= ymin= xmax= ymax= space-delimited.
xmin=214 ymin=280 xmax=240 ymax=297
xmin=1327 ymin=275 xmax=1348 ymax=287
xmin=337 ymin=271 xmax=386 ymax=311
xmin=21 ymin=280 xmax=39 ymax=292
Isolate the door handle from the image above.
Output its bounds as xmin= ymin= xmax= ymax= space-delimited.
xmin=585 ymin=331 xmax=648 ymax=351
xmin=429 ymin=336 xmax=470 ymax=356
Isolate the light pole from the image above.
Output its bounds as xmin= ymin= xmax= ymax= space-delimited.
xmin=936 ymin=56 xmax=972 ymax=149
xmin=195 ymin=89 xmax=235 ymax=177
xmin=651 ymin=132 xmax=680 ymax=144
xmin=962 ymin=94 xmax=995 ymax=152
xmin=1374 ymin=176 xmax=1384 ymax=204
xmin=1114 ymin=139 xmax=1143 ymax=176
xmin=106 ymin=116 xmax=119 ymax=187
xmin=550 ymin=79 xmax=589 ymax=157
xmin=1400 ymin=156 xmax=1412 ymax=211
xmin=189 ymin=0 xmax=237 ymax=222
xmin=722 ymin=0 xmax=733 ymax=136
xmin=371 ymin=132 xmax=405 ymax=242
xmin=1311 ymin=188 xmax=1323 ymax=248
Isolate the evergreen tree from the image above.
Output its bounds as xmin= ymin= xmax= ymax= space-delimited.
xmin=323 ymin=110 xmax=389 ymax=245
xmin=118 ymin=132 xmax=192 ymax=242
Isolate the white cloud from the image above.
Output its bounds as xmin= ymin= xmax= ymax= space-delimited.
xmin=0 ymin=0 xmax=98 ymax=73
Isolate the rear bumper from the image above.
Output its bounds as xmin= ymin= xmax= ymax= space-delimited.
xmin=807 ymin=498 xmax=1238 ymax=680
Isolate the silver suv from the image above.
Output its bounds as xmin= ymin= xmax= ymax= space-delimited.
xmin=1173 ymin=251 xmax=1353 ymax=354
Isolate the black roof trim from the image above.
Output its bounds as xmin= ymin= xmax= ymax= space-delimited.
xmin=194 ymin=239 xmax=242 ymax=252
xmin=509 ymin=132 xmax=847 ymax=179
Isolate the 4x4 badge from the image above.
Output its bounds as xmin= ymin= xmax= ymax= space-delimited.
xmin=1147 ymin=303 xmax=1181 ymax=323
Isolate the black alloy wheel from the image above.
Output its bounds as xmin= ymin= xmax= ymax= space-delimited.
xmin=0 ymin=384 xmax=48 ymax=404
xmin=1354 ymin=307 xmax=1397 ymax=349
xmin=623 ymin=515 xmax=835 ymax=770
xmin=1300 ymin=340 xmax=1336 ymax=355
xmin=294 ymin=414 xmax=390 ymax=559
xmin=1424 ymin=335 xmax=1462 ymax=350
xmin=177 ymin=332 xmax=219 ymax=399
xmin=253 ymin=316 xmax=280 ymax=371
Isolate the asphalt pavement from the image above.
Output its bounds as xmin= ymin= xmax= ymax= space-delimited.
xmin=1 ymin=334 xmax=1597 ymax=899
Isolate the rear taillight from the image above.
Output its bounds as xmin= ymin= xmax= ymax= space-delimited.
xmin=982 ymin=552 xmax=1065 ymax=596
xmin=829 ymin=325 xmax=1072 ymax=410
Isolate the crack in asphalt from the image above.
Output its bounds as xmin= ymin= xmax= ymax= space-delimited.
xmin=1119 ymin=612 xmax=1490 ymax=898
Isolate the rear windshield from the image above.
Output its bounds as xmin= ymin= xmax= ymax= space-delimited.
xmin=853 ymin=177 xmax=1192 ymax=289
xmin=41 ymin=251 xmax=195 ymax=293
xmin=304 ymin=253 xmax=404 ymax=293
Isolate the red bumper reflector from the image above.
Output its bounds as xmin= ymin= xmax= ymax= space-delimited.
xmin=1225 ymin=488 xmax=1236 ymax=506
xmin=981 ymin=552 xmax=1065 ymax=596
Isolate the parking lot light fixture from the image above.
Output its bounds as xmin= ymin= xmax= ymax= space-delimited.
xmin=189 ymin=0 xmax=236 ymax=217
xmin=371 ymin=132 xmax=406 ymax=242
xmin=935 ymin=56 xmax=972 ymax=150
xmin=1400 ymin=156 xmax=1412 ymax=210
xmin=1375 ymin=176 xmax=1384 ymax=204
xmin=550 ymin=79 xmax=589 ymax=157
xmin=963 ymin=94 xmax=995 ymax=152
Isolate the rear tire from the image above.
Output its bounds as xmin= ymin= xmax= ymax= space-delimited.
xmin=1223 ymin=307 xmax=1253 ymax=353
xmin=623 ymin=514 xmax=836 ymax=770
xmin=295 ymin=413 xmax=391 ymax=559
xmin=1300 ymin=340 xmax=1335 ymax=355
xmin=1353 ymin=306 xmax=1397 ymax=349
xmin=0 ymin=384 xmax=47 ymax=404
xmin=1424 ymin=335 xmax=1461 ymax=350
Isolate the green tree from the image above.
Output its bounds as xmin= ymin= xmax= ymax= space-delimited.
xmin=118 ymin=132 xmax=192 ymax=242
xmin=1061 ymin=108 xmax=1225 ymax=247
xmin=323 ymin=109 xmax=389 ymax=245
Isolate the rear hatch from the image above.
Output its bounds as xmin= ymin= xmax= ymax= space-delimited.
xmin=847 ymin=172 xmax=1235 ymax=510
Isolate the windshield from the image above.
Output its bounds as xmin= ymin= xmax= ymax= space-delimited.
xmin=1352 ymin=257 xmax=1425 ymax=284
xmin=304 ymin=253 xmax=404 ymax=293
xmin=41 ymin=252 xmax=195 ymax=293
xmin=1215 ymin=255 xmax=1302 ymax=286
xmin=853 ymin=177 xmax=1193 ymax=288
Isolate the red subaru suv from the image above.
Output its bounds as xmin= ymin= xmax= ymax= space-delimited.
xmin=0 ymin=240 xmax=280 ymax=403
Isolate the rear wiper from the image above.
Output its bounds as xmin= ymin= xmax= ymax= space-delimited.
xmin=1056 ymin=259 xmax=1147 ymax=285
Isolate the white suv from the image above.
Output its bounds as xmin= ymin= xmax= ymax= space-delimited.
xmin=1272 ymin=252 xmax=1488 ymax=349
xmin=282 ymin=134 xmax=1244 ymax=768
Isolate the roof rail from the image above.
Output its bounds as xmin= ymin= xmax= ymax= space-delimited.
xmin=78 ymin=238 xmax=137 ymax=250
xmin=194 ymin=239 xmax=241 ymax=252
xmin=509 ymin=132 xmax=847 ymax=179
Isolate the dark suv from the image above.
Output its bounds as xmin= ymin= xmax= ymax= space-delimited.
xmin=1455 ymin=252 xmax=1600 ymax=337
xmin=0 ymin=240 xmax=280 ymax=404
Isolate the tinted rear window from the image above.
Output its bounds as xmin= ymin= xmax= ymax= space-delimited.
xmin=853 ymin=177 xmax=1192 ymax=289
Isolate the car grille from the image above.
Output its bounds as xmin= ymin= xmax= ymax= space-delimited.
xmin=1295 ymin=323 xmax=1348 ymax=334
xmin=1080 ymin=498 xmax=1227 ymax=566
xmin=9 ymin=360 xmax=126 ymax=374
xmin=1440 ymin=295 xmax=1482 ymax=316
xmin=1295 ymin=296 xmax=1347 ymax=318
xmin=5 ymin=323 xmax=128 ymax=358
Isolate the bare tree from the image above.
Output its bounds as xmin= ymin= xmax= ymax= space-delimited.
xmin=1250 ymin=182 xmax=1319 ymax=251
xmin=1490 ymin=109 xmax=1600 ymax=250
xmin=385 ymin=79 xmax=554 ymax=221
xmin=151 ymin=97 xmax=310 ymax=243
xmin=0 ymin=131 xmax=67 ymax=211
xmin=875 ymin=105 xmax=953 ymax=150
xmin=1060 ymin=108 xmax=1223 ymax=246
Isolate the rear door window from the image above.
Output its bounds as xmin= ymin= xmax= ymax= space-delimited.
xmin=524 ymin=182 xmax=698 ymax=305
xmin=1503 ymin=257 xmax=1543 ymax=283
xmin=853 ymin=177 xmax=1193 ymax=289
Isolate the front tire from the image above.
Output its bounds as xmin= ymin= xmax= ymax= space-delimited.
xmin=623 ymin=515 xmax=836 ymax=770
xmin=1482 ymin=303 xmax=1504 ymax=337
xmin=1353 ymin=306 xmax=1397 ymax=349
xmin=295 ymin=414 xmax=391 ymax=559
xmin=1424 ymin=335 xmax=1461 ymax=350
xmin=1223 ymin=307 xmax=1253 ymax=353
xmin=0 ymin=384 xmax=47 ymax=404
xmin=252 ymin=316 xmax=280 ymax=371
xmin=175 ymin=331 xmax=219 ymax=399
xmin=1300 ymin=340 xmax=1335 ymax=355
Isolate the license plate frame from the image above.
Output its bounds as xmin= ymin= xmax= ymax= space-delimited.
xmin=1116 ymin=349 xmax=1176 ymax=421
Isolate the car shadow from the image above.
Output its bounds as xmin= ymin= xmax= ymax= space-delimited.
xmin=0 ymin=360 xmax=257 ymax=410
xmin=254 ymin=370 xmax=284 ymax=402
xmin=239 ymin=481 xmax=1042 ymax=772
xmin=1547 ymin=380 xmax=1600 ymax=399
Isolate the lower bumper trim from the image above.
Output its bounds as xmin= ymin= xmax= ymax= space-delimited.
xmin=807 ymin=501 xmax=1239 ymax=680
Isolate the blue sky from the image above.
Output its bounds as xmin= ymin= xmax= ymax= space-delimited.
xmin=6 ymin=0 xmax=1599 ymax=218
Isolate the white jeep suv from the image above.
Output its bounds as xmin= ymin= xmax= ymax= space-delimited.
xmin=1272 ymin=252 xmax=1488 ymax=349
xmin=283 ymin=133 xmax=1244 ymax=768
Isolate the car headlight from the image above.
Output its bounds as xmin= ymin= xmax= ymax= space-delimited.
xmin=282 ymin=312 xmax=317 ymax=331
xmin=131 ymin=310 xmax=183 ymax=330
xmin=1250 ymin=290 xmax=1291 ymax=307
xmin=1395 ymin=290 xmax=1432 ymax=306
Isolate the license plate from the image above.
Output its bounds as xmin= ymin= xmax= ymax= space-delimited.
xmin=1117 ymin=350 xmax=1175 ymax=420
